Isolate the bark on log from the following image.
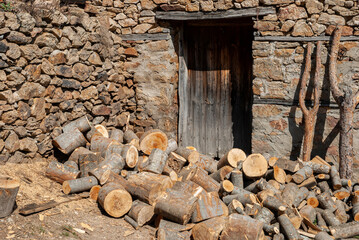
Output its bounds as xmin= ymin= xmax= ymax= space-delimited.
xmin=273 ymin=166 xmax=286 ymax=184
xmin=63 ymin=160 xmax=79 ymax=171
xmin=123 ymin=130 xmax=140 ymax=148
xmin=166 ymin=152 xmax=187 ymax=174
xmin=165 ymin=138 xmax=178 ymax=155
xmin=63 ymin=116 xmax=91 ymax=133
xmin=314 ymin=231 xmax=333 ymax=240
xmin=89 ymin=185 xmax=101 ymax=201
xmin=175 ymin=147 xmax=197 ymax=160
xmin=91 ymin=134 xmax=116 ymax=156
xmin=244 ymin=203 xmax=262 ymax=216
xmin=62 ymin=176 xmax=98 ymax=194
xmin=223 ymin=188 xmax=257 ymax=206
xmin=180 ymin=166 xmax=220 ymax=193
xmin=124 ymin=215 xmax=139 ymax=230
xmin=109 ymin=128 xmax=123 ymax=143
xmin=94 ymin=124 xmax=109 ymax=138
xmin=293 ymin=187 xmax=309 ymax=208
xmin=157 ymin=228 xmax=191 ymax=240
xmin=191 ymin=191 xmax=225 ymax=222
xmin=0 ymin=176 xmax=20 ymax=218
xmin=330 ymin=221 xmax=359 ymax=238
xmin=333 ymin=188 xmax=350 ymax=200
xmin=353 ymin=195 xmax=359 ymax=221
xmin=306 ymin=191 xmax=319 ymax=208
xmin=277 ymin=214 xmax=300 ymax=240
xmin=228 ymin=199 xmax=244 ymax=215
xmin=298 ymin=176 xmax=317 ymax=189
xmin=274 ymin=159 xmax=300 ymax=173
xmin=139 ymin=129 xmax=168 ymax=155
xmin=89 ymin=153 xmax=125 ymax=184
xmin=255 ymin=207 xmax=279 ymax=234
xmin=261 ymin=195 xmax=287 ymax=212
xmin=128 ymin=200 xmax=154 ymax=226
xmin=45 ymin=161 xmax=81 ymax=184
xmin=318 ymin=181 xmax=332 ymax=194
xmin=256 ymin=178 xmax=281 ymax=196
xmin=242 ymin=154 xmax=268 ymax=178
xmin=210 ymin=166 xmax=233 ymax=182
xmin=231 ymin=169 xmax=244 ymax=189
xmin=311 ymin=156 xmax=331 ymax=167
xmin=98 ymin=182 xmax=132 ymax=218
xmin=220 ymin=214 xmax=264 ymax=240
xmin=316 ymin=174 xmax=330 ymax=180
xmin=219 ymin=180 xmax=234 ymax=195
xmin=78 ymin=152 xmax=103 ymax=177
xmin=282 ymin=183 xmax=300 ymax=207
xmin=86 ymin=127 xmax=101 ymax=141
xmin=189 ymin=153 xmax=218 ymax=174
xmin=155 ymin=181 xmax=202 ymax=224
xmin=334 ymin=199 xmax=349 ymax=224
xmin=162 ymin=164 xmax=178 ymax=181
xmin=330 ymin=166 xmax=342 ymax=190
xmin=292 ymin=166 xmax=313 ymax=184
xmin=141 ymin=148 xmax=168 ymax=174
xmin=245 ymin=180 xmax=260 ymax=193
xmin=317 ymin=192 xmax=337 ymax=212
xmin=273 ymin=233 xmax=285 ymax=240
xmin=299 ymin=205 xmax=316 ymax=223
xmin=192 ymin=216 xmax=227 ymax=240
xmin=68 ymin=147 xmax=93 ymax=164
xmin=303 ymin=161 xmax=330 ymax=174
xmin=316 ymin=212 xmax=328 ymax=230
xmin=217 ymin=148 xmax=246 ymax=169
xmin=53 ymin=128 xmax=87 ymax=155
xmin=322 ymin=209 xmax=341 ymax=226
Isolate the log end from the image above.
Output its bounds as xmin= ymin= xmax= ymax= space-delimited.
xmin=103 ymin=189 xmax=132 ymax=218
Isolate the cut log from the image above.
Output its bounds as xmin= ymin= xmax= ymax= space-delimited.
xmin=97 ymin=182 xmax=132 ymax=218
xmin=123 ymin=130 xmax=140 ymax=148
xmin=274 ymin=159 xmax=300 ymax=173
xmin=157 ymin=228 xmax=191 ymax=240
xmin=306 ymin=191 xmax=319 ymax=208
xmin=180 ymin=166 xmax=220 ymax=193
xmin=255 ymin=207 xmax=279 ymax=234
xmin=330 ymin=221 xmax=359 ymax=238
xmin=94 ymin=124 xmax=109 ymax=138
xmin=162 ymin=165 xmax=178 ymax=181
xmin=86 ymin=127 xmax=101 ymax=141
xmin=299 ymin=205 xmax=316 ymax=223
xmin=175 ymin=147 xmax=197 ymax=160
xmin=192 ymin=191 xmax=225 ymax=222
xmin=282 ymin=183 xmax=300 ymax=207
xmin=89 ymin=185 xmax=101 ymax=201
xmin=45 ymin=161 xmax=81 ymax=184
xmin=292 ymin=166 xmax=313 ymax=184
xmin=354 ymin=185 xmax=359 ymax=196
xmin=220 ymin=180 xmax=234 ymax=195
xmin=63 ymin=116 xmax=91 ymax=133
xmin=155 ymin=181 xmax=202 ymax=224
xmin=353 ymin=195 xmax=359 ymax=221
xmin=273 ymin=233 xmax=285 ymax=240
xmin=293 ymin=187 xmax=309 ymax=208
xmin=311 ymin=155 xmax=331 ymax=167
xmin=333 ymin=188 xmax=350 ymax=200
xmin=124 ymin=215 xmax=139 ymax=230
xmin=109 ymin=128 xmax=123 ymax=143
xmin=62 ymin=176 xmax=98 ymax=194
xmin=78 ymin=152 xmax=103 ymax=177
xmin=244 ymin=180 xmax=260 ymax=193
xmin=277 ymin=214 xmax=300 ymax=240
xmin=330 ymin=166 xmax=342 ymax=190
xmin=256 ymin=178 xmax=281 ymax=196
xmin=220 ymin=213 xmax=264 ymax=240
xmin=228 ymin=199 xmax=244 ymax=215
xmin=166 ymin=152 xmax=187 ymax=174
xmin=120 ymin=144 xmax=138 ymax=168
xmin=273 ymin=166 xmax=286 ymax=184
xmin=165 ymin=138 xmax=178 ymax=155
xmin=317 ymin=191 xmax=337 ymax=212
xmin=223 ymin=188 xmax=257 ymax=206
xmin=322 ymin=209 xmax=341 ymax=226
xmin=335 ymin=199 xmax=349 ymax=223
xmin=192 ymin=216 xmax=227 ymax=240
xmin=318 ymin=181 xmax=332 ymax=194
xmin=341 ymin=178 xmax=351 ymax=187
xmin=217 ymin=148 xmax=246 ymax=169
xmin=242 ymin=154 xmax=268 ymax=178
xmin=231 ymin=169 xmax=244 ymax=189
xmin=268 ymin=157 xmax=278 ymax=167
xmin=141 ymin=148 xmax=168 ymax=174
xmin=89 ymin=153 xmax=125 ymax=184
xmin=68 ymin=147 xmax=93 ymax=164
xmin=139 ymin=129 xmax=168 ymax=155
xmin=189 ymin=153 xmax=218 ymax=174
xmin=53 ymin=128 xmax=87 ymax=155
xmin=316 ymin=211 xmax=328 ymax=230
xmin=260 ymin=195 xmax=286 ymax=212
xmin=303 ymin=161 xmax=330 ymax=174
xmin=0 ymin=176 xmax=20 ymax=218
xmin=298 ymin=176 xmax=317 ymax=189
xmin=91 ymin=134 xmax=116 ymax=155
xmin=316 ymin=174 xmax=330 ymax=180
xmin=128 ymin=200 xmax=154 ymax=226
xmin=244 ymin=203 xmax=262 ymax=216
xmin=63 ymin=160 xmax=79 ymax=170
xmin=314 ymin=231 xmax=333 ymax=240
xmin=210 ymin=166 xmax=233 ymax=182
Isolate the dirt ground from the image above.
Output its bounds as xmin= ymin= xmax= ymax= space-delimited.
xmin=0 ymin=160 xmax=156 ymax=240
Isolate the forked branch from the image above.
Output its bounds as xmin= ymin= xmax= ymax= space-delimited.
xmin=329 ymin=27 xmax=344 ymax=104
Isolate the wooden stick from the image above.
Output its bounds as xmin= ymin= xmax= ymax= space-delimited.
xmin=166 ymin=152 xmax=187 ymax=174
xmin=231 ymin=168 xmax=244 ymax=189
xmin=330 ymin=166 xmax=342 ymax=190
xmin=78 ymin=152 xmax=103 ymax=177
xmin=352 ymin=195 xmax=359 ymax=221
xmin=274 ymin=159 xmax=300 ymax=173
xmin=45 ymin=161 xmax=81 ymax=184
xmin=223 ymin=188 xmax=257 ymax=206
xmin=303 ymin=161 xmax=330 ymax=174
xmin=330 ymin=221 xmax=359 ymax=238
xmin=314 ymin=231 xmax=333 ymax=240
xmin=89 ymin=153 xmax=125 ymax=184
xmin=124 ymin=215 xmax=139 ymax=230
xmin=189 ymin=153 xmax=218 ymax=174
xmin=62 ymin=176 xmax=98 ymax=194
xmin=292 ymin=166 xmax=313 ymax=184
xmin=210 ymin=166 xmax=233 ymax=182
xmin=181 ymin=165 xmax=220 ymax=193
xmin=192 ymin=216 xmax=226 ymax=240
xmin=317 ymin=192 xmax=337 ymax=212
xmin=68 ymin=147 xmax=93 ymax=164
xmin=191 ymin=191 xmax=225 ymax=223
xmin=89 ymin=185 xmax=101 ymax=201
xmin=278 ymin=214 xmax=300 ymax=240
xmin=94 ymin=124 xmax=109 ymax=138
xmin=322 ymin=209 xmax=341 ymax=226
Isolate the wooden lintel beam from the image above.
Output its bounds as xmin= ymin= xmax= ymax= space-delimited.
xmin=119 ymin=33 xmax=170 ymax=41
xmin=156 ymin=7 xmax=276 ymax=21
xmin=254 ymin=35 xmax=359 ymax=42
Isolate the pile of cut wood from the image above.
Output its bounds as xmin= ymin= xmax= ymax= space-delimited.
xmin=46 ymin=116 xmax=359 ymax=240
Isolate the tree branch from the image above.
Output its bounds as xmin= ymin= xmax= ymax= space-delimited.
xmin=312 ymin=41 xmax=322 ymax=114
xmin=299 ymin=42 xmax=313 ymax=116
xmin=329 ymin=27 xmax=344 ymax=104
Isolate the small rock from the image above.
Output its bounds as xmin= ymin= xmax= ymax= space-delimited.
xmin=17 ymin=101 xmax=31 ymax=120
xmin=0 ymin=42 xmax=8 ymax=53
xmin=19 ymin=138 xmax=38 ymax=152
xmin=20 ymin=44 xmax=42 ymax=60
xmin=318 ymin=13 xmax=345 ymax=26
xmin=18 ymin=82 xmax=46 ymax=100
xmin=92 ymin=105 xmax=111 ymax=116
xmin=62 ymin=79 xmax=81 ymax=89
xmin=18 ymin=12 xmax=36 ymax=33
xmin=278 ymin=4 xmax=308 ymax=20
xmin=7 ymin=31 xmax=31 ymax=44
xmin=41 ymin=58 xmax=55 ymax=75
xmin=6 ymin=43 xmax=21 ymax=60
xmin=35 ymin=33 xmax=59 ymax=48
xmin=305 ymin=0 xmax=323 ymax=14
xmin=88 ymin=52 xmax=102 ymax=66
xmin=5 ymin=131 xmax=19 ymax=153
xmin=292 ymin=20 xmax=314 ymax=37
xmin=80 ymin=86 xmax=98 ymax=100
xmin=31 ymin=98 xmax=46 ymax=120
xmin=73 ymin=63 xmax=90 ymax=81
xmin=1 ymin=110 xmax=18 ymax=124
xmin=49 ymin=50 xmax=67 ymax=65
xmin=124 ymin=48 xmax=138 ymax=57
xmin=55 ymin=65 xmax=73 ymax=78
xmin=326 ymin=25 xmax=353 ymax=36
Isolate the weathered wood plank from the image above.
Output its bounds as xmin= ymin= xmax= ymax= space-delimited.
xmin=120 ymin=33 xmax=170 ymax=41
xmin=254 ymin=35 xmax=359 ymax=42
xmin=156 ymin=7 xmax=276 ymax=20
xmin=252 ymin=98 xmax=356 ymax=109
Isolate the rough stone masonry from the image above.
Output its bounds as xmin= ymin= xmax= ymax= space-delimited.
xmin=0 ymin=0 xmax=358 ymax=166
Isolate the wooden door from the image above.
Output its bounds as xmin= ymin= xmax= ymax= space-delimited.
xmin=179 ymin=22 xmax=253 ymax=158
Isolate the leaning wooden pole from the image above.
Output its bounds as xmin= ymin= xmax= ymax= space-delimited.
xmin=299 ymin=41 xmax=322 ymax=162
xmin=329 ymin=27 xmax=359 ymax=179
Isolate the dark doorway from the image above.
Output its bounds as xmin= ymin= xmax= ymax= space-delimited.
xmin=178 ymin=19 xmax=253 ymax=158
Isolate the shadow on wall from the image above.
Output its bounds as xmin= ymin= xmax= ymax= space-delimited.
xmin=288 ymin=43 xmax=339 ymax=161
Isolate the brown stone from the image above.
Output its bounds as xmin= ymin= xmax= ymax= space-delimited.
xmin=318 ymin=13 xmax=345 ymax=26
xmin=6 ymin=43 xmax=21 ymax=60
xmin=20 ymin=44 xmax=42 ymax=60
xmin=103 ymin=0 xmax=113 ymax=6
xmin=92 ymin=105 xmax=111 ymax=116
xmin=132 ymin=23 xmax=152 ymax=34
xmin=49 ymin=50 xmax=67 ymax=65
xmin=278 ymin=4 xmax=308 ymax=20
xmin=253 ymin=58 xmax=283 ymax=80
xmin=241 ymin=0 xmax=258 ymax=7
xmin=2 ymin=110 xmax=18 ymax=124
xmin=260 ymin=0 xmax=294 ymax=4
xmin=0 ymin=90 xmax=16 ymax=104
xmin=17 ymin=101 xmax=31 ymax=120
xmin=35 ymin=33 xmax=58 ymax=48
xmin=292 ymin=20 xmax=314 ymax=37
xmin=18 ymin=82 xmax=46 ymax=100
xmin=253 ymin=105 xmax=281 ymax=118
xmin=73 ymin=63 xmax=90 ymax=81
xmin=305 ymin=0 xmax=323 ymax=14
xmin=88 ymin=52 xmax=102 ymax=66
xmin=186 ymin=2 xmax=200 ymax=11
xmin=5 ymin=132 xmax=19 ymax=153
xmin=274 ymin=49 xmax=295 ymax=57
xmin=124 ymin=48 xmax=138 ymax=57
xmin=19 ymin=138 xmax=38 ymax=153
xmin=40 ymin=114 xmax=59 ymax=133
xmin=281 ymin=20 xmax=295 ymax=32
xmin=41 ymin=58 xmax=55 ymax=75
xmin=24 ymin=65 xmax=41 ymax=81
xmin=199 ymin=1 xmax=214 ymax=11
xmin=141 ymin=0 xmax=156 ymax=10
xmin=254 ymin=21 xmax=277 ymax=31
xmin=80 ymin=86 xmax=98 ymax=101
xmin=31 ymin=98 xmax=46 ymax=121
xmin=270 ymin=119 xmax=288 ymax=131
xmin=326 ymin=25 xmax=353 ymax=36
xmin=6 ymin=31 xmax=31 ymax=44
xmin=7 ymin=71 xmax=25 ymax=87
xmin=55 ymin=65 xmax=73 ymax=78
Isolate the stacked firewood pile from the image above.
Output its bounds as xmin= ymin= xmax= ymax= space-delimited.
xmin=45 ymin=116 xmax=359 ymax=240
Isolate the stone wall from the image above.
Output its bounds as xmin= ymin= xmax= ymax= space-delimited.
xmin=0 ymin=0 xmax=359 ymax=164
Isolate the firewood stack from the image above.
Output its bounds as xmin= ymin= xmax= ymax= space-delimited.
xmin=46 ymin=116 xmax=359 ymax=240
